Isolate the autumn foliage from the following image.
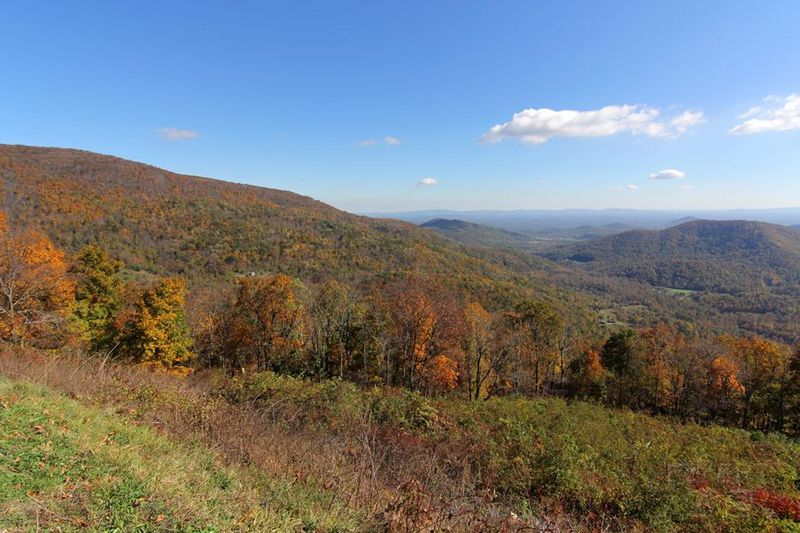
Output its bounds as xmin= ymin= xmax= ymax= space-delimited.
xmin=120 ymin=277 xmax=194 ymax=370
xmin=1 ymin=210 xmax=800 ymax=436
xmin=0 ymin=214 xmax=74 ymax=344
xmin=384 ymin=277 xmax=464 ymax=393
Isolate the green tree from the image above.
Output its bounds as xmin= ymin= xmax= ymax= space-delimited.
xmin=786 ymin=346 xmax=800 ymax=435
xmin=601 ymin=329 xmax=638 ymax=375
xmin=309 ymin=280 xmax=372 ymax=379
xmin=70 ymin=244 xmax=123 ymax=352
xmin=601 ymin=329 xmax=651 ymax=409
xmin=568 ymin=347 xmax=607 ymax=400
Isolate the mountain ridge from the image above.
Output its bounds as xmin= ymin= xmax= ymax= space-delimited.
xmin=0 ymin=144 xmax=569 ymax=311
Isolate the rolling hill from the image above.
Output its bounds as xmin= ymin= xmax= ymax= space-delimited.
xmin=420 ymin=217 xmax=537 ymax=250
xmin=545 ymin=219 xmax=800 ymax=294
xmin=544 ymin=220 xmax=800 ymax=341
xmin=421 ymin=217 xmax=639 ymax=250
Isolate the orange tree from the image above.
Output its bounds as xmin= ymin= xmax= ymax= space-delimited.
xmin=0 ymin=215 xmax=74 ymax=345
xmin=385 ymin=276 xmax=464 ymax=393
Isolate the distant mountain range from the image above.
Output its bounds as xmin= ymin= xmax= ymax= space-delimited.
xmin=368 ymin=208 xmax=800 ymax=238
xmin=420 ymin=218 xmax=538 ymax=250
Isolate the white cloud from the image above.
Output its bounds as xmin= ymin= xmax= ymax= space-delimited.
xmin=678 ymin=184 xmax=696 ymax=190
xmin=480 ymin=105 xmax=704 ymax=145
xmin=730 ymin=94 xmax=800 ymax=135
xmin=649 ymin=168 xmax=686 ymax=180
xmin=667 ymin=111 xmax=706 ymax=137
xmin=157 ymin=127 xmax=200 ymax=141
xmin=355 ymin=136 xmax=402 ymax=146
xmin=611 ymin=184 xmax=640 ymax=191
xmin=418 ymin=177 xmax=438 ymax=187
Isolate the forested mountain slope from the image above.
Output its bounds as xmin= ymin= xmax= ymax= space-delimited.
xmin=545 ymin=219 xmax=800 ymax=294
xmin=420 ymin=217 xmax=537 ymax=250
xmin=543 ymin=220 xmax=800 ymax=341
xmin=0 ymin=144 xmax=568 ymax=310
xmin=3 ymin=144 xmax=798 ymax=342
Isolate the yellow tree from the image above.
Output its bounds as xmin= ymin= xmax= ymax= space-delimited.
xmin=508 ymin=300 xmax=564 ymax=395
xmin=0 ymin=215 xmax=74 ymax=345
xmin=463 ymin=302 xmax=504 ymax=400
xmin=308 ymin=279 xmax=369 ymax=379
xmin=122 ymin=277 xmax=194 ymax=370
xmin=724 ymin=336 xmax=788 ymax=430
xmin=637 ymin=324 xmax=701 ymax=415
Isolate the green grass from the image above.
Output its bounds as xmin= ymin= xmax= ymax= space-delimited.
xmin=0 ymin=378 xmax=364 ymax=532
xmin=653 ymin=286 xmax=699 ymax=296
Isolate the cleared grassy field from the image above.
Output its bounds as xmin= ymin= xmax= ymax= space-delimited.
xmin=0 ymin=378 xmax=362 ymax=532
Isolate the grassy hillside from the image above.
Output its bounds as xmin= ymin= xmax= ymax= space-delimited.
xmin=2 ymin=349 xmax=800 ymax=531
xmin=0 ymin=378 xmax=361 ymax=531
xmin=0 ymin=144 xmax=571 ymax=311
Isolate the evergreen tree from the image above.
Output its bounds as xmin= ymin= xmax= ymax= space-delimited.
xmin=70 ymin=244 xmax=123 ymax=351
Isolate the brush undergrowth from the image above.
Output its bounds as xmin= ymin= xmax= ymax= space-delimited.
xmin=2 ymin=348 xmax=800 ymax=531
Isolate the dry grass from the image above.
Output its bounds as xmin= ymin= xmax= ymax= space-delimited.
xmin=0 ymin=347 xmax=529 ymax=531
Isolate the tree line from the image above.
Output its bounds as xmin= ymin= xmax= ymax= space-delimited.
xmin=2 ymin=219 xmax=799 ymax=436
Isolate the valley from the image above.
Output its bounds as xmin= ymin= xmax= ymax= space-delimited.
xmin=1 ymin=145 xmax=799 ymax=531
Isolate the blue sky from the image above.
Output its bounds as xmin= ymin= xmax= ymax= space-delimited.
xmin=1 ymin=1 xmax=799 ymax=212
